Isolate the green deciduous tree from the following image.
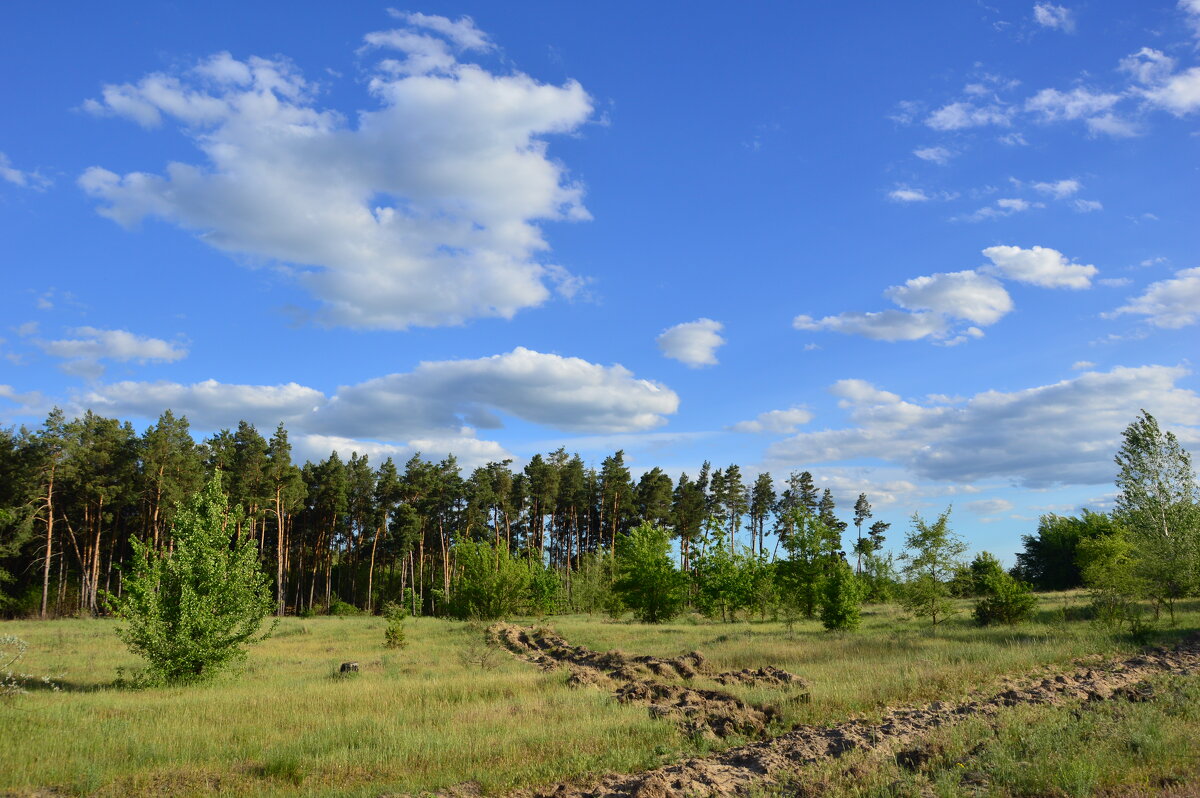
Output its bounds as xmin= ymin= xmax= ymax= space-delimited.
xmin=898 ymin=508 xmax=966 ymax=626
xmin=110 ymin=474 xmax=274 ymax=683
xmin=1113 ymin=410 xmax=1200 ymax=621
xmin=613 ymin=522 xmax=686 ymax=623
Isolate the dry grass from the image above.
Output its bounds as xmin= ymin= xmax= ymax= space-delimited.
xmin=1 ymin=593 xmax=1197 ymax=796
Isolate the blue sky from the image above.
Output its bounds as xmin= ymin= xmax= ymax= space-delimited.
xmin=1 ymin=1 xmax=1198 ymax=561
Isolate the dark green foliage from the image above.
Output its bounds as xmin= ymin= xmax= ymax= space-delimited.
xmin=1013 ymin=511 xmax=1119 ymax=590
xmin=819 ymin=557 xmax=862 ymax=631
xmin=613 ymin=522 xmax=686 ymax=623
xmin=973 ymin=570 xmax=1037 ymax=625
xmin=110 ymin=474 xmax=275 ymax=683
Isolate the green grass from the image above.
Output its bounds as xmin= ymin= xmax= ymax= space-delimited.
xmin=1 ymin=594 xmax=1198 ymax=796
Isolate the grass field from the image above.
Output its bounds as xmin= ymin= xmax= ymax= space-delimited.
xmin=2 ymin=595 xmax=1198 ymax=797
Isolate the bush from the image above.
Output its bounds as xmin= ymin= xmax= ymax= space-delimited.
xmin=819 ymin=558 xmax=862 ymax=631
xmin=327 ymin=599 xmax=362 ymax=616
xmin=109 ymin=474 xmax=275 ymax=684
xmin=973 ymin=571 xmax=1037 ymax=625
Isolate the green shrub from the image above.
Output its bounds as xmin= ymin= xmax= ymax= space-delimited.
xmin=327 ymin=599 xmax=361 ymax=616
xmin=109 ymin=475 xmax=275 ymax=684
xmin=819 ymin=558 xmax=862 ymax=631
xmin=973 ymin=571 xmax=1038 ymax=625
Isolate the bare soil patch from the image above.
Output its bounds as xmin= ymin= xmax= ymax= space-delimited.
xmin=493 ymin=627 xmax=1200 ymax=798
xmin=489 ymin=624 xmax=808 ymax=740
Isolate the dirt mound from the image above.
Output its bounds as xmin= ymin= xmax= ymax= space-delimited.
xmin=513 ymin=637 xmax=1200 ymax=798
xmin=489 ymin=624 xmax=803 ymax=740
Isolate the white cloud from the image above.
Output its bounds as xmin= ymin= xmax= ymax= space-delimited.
xmin=1032 ymin=179 xmax=1080 ymax=198
xmin=294 ymin=431 xmax=511 ymax=471
xmin=79 ymin=378 xmax=324 ymax=431
xmin=37 ymin=327 xmax=187 ymax=363
xmin=982 ymin=245 xmax=1098 ymax=289
xmin=1084 ymin=113 xmax=1141 ymax=137
xmin=889 ymin=187 xmax=930 ymax=202
xmin=885 ymin=270 xmax=1013 ymax=326
xmin=1098 ymin=277 xmax=1131 ymax=287
xmin=35 ymin=327 xmax=188 ymax=378
xmin=831 ymin=379 xmax=902 ymax=406
xmin=656 ymin=318 xmax=726 ymax=368
xmin=1071 ymin=360 xmax=1096 ymax=370
xmin=313 ymin=347 xmax=679 ymax=437
xmin=71 ymin=347 xmax=679 ymax=448
xmin=1025 ymin=87 xmax=1120 ymax=121
xmin=1143 ymin=67 xmax=1200 ymax=115
xmin=731 ymin=406 xmax=814 ymax=434
xmin=913 ymin=146 xmax=956 ymax=164
xmin=961 ymin=197 xmax=1044 ymax=221
xmin=1112 ymin=267 xmax=1200 ymax=328
xmin=966 ymin=498 xmax=1015 ymax=515
xmin=0 ymin=152 xmax=51 ymax=190
xmin=925 ymin=102 xmax=1012 ymax=130
xmin=79 ymin=16 xmax=594 ymax=330
xmin=1073 ymin=199 xmax=1103 ymax=213
xmin=1120 ymin=47 xmax=1177 ymax=86
xmin=794 ymin=310 xmax=947 ymax=342
xmin=765 ymin=365 xmax=1200 ymax=487
xmin=1033 ymin=3 xmax=1075 ymax=32
xmin=1181 ymin=0 xmax=1200 ymax=39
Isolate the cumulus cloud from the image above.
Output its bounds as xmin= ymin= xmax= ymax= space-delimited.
xmin=982 ymin=245 xmax=1098 ymax=289
xmin=79 ymin=15 xmax=593 ymax=329
xmin=656 ymin=318 xmax=726 ymax=367
xmin=913 ymin=146 xmax=956 ymax=164
xmin=35 ymin=327 xmax=188 ymax=378
xmin=794 ymin=310 xmax=948 ymax=342
xmin=731 ymin=406 xmax=814 ymax=434
xmin=796 ymin=246 xmax=1100 ymax=344
xmin=966 ymin=498 xmax=1015 ymax=515
xmin=1 ymin=153 xmax=51 ymax=190
xmin=1032 ymin=179 xmax=1080 ymax=198
xmin=1033 ymin=3 xmax=1075 ymax=32
xmin=1142 ymin=67 xmax=1200 ymax=115
xmin=766 ymin=365 xmax=1200 ymax=487
xmin=889 ymin=187 xmax=930 ymax=202
xmin=75 ymin=347 xmax=678 ymax=445
xmin=925 ymin=101 xmax=1012 ymax=130
xmin=885 ymin=270 xmax=1013 ymax=326
xmin=1025 ymin=87 xmax=1120 ymax=121
xmin=1112 ymin=267 xmax=1200 ymax=328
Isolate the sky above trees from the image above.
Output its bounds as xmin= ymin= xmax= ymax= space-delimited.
xmin=1 ymin=1 xmax=1197 ymax=560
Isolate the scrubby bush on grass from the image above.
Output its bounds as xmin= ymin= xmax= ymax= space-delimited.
xmin=383 ymin=602 xmax=408 ymax=649
xmin=973 ymin=571 xmax=1037 ymax=626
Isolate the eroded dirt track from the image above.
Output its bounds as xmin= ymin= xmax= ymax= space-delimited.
xmin=489 ymin=624 xmax=808 ymax=740
xmin=491 ymin=626 xmax=1200 ymax=798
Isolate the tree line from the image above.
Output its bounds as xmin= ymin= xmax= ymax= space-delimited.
xmin=0 ymin=407 xmax=886 ymax=619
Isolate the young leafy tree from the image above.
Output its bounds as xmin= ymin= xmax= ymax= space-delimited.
xmin=110 ymin=474 xmax=274 ymax=683
xmin=1113 ymin=410 xmax=1200 ymax=620
xmin=775 ymin=507 xmax=840 ymax=619
xmin=692 ymin=519 xmax=752 ymax=622
xmin=972 ymin=569 xmax=1037 ymax=626
xmin=613 ymin=522 xmax=686 ymax=623
xmin=898 ymin=508 xmax=966 ymax=627
xmin=819 ymin=556 xmax=862 ymax=631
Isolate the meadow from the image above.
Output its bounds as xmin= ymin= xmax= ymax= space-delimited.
xmin=2 ymin=594 xmax=1199 ymax=797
